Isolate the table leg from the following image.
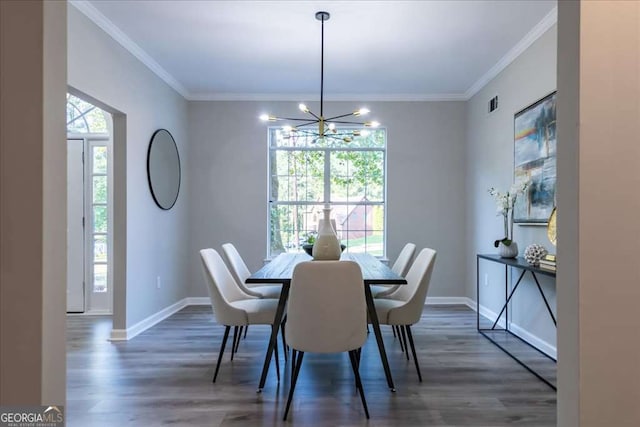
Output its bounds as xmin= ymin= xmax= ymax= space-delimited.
xmin=364 ymin=284 xmax=395 ymax=392
xmin=257 ymin=282 xmax=290 ymax=392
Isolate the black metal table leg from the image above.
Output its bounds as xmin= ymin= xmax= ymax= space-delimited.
xmin=364 ymin=283 xmax=395 ymax=391
xmin=491 ymin=269 xmax=527 ymax=330
xmin=257 ymin=282 xmax=290 ymax=392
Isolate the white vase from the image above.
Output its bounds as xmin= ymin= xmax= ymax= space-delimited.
xmin=312 ymin=208 xmax=342 ymax=260
xmin=499 ymin=241 xmax=518 ymax=258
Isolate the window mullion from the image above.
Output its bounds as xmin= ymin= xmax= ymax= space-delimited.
xmin=323 ymin=149 xmax=330 ymax=204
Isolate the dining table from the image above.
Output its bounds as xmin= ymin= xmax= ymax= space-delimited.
xmin=247 ymin=252 xmax=407 ymax=392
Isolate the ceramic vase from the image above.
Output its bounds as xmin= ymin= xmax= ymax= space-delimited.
xmin=312 ymin=207 xmax=342 ymax=260
xmin=499 ymin=241 xmax=518 ymax=259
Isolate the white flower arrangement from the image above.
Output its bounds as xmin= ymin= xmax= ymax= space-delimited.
xmin=488 ymin=181 xmax=529 ymax=247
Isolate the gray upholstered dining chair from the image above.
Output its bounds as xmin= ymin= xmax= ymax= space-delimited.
xmin=200 ymin=248 xmax=283 ymax=382
xmin=283 ymin=260 xmax=369 ymax=420
xmin=222 ymin=243 xmax=281 ymax=299
xmin=373 ymin=248 xmax=437 ymax=382
xmin=370 ymin=242 xmax=416 ymax=298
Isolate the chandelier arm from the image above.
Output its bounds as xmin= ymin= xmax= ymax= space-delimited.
xmin=325 ymin=120 xmax=369 ymax=125
xmin=324 ymin=112 xmax=356 ymax=121
xmin=275 ymin=117 xmax=320 ymax=122
xmin=293 ymin=120 xmax=321 ymax=128
xmin=305 ymin=110 xmax=321 ymax=120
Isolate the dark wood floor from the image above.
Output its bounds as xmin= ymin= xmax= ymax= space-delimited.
xmin=67 ymin=305 xmax=556 ymax=426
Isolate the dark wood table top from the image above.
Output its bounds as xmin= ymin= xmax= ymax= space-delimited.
xmin=247 ymin=252 xmax=408 ymax=285
xmin=477 ymin=254 xmax=556 ymax=278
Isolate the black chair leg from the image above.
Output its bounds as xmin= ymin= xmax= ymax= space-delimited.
xmin=348 ymin=350 xmax=370 ymax=419
xmin=406 ymin=325 xmax=422 ymax=382
xmin=243 ymin=325 xmax=249 ymax=339
xmin=392 ymin=325 xmax=397 ymax=338
xmin=230 ymin=326 xmax=239 ymax=361
xmin=234 ymin=326 xmax=243 ymax=353
xmin=280 ymin=321 xmax=288 ymax=362
xmin=400 ymin=326 xmax=409 ymax=361
xmin=213 ymin=325 xmax=230 ymax=383
xmin=283 ymin=351 xmax=304 ymax=421
xmin=274 ymin=335 xmax=281 ymax=382
xmin=396 ymin=326 xmax=405 ymax=352
xmin=291 ymin=349 xmax=297 ymax=386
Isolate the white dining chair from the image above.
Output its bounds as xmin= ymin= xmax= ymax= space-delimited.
xmin=283 ymin=260 xmax=369 ymax=420
xmin=373 ymin=248 xmax=437 ymax=381
xmin=370 ymin=242 xmax=416 ymax=298
xmin=222 ymin=243 xmax=281 ymax=299
xmin=200 ymin=248 xmax=283 ymax=382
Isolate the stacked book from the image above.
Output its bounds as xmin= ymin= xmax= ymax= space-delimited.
xmin=538 ymin=254 xmax=556 ymax=272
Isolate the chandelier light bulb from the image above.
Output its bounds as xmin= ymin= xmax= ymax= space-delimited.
xmin=365 ymin=121 xmax=380 ymax=128
xmin=283 ymin=125 xmax=294 ymax=132
xmin=299 ymin=103 xmax=309 ymax=112
xmin=259 ymin=114 xmax=269 ymax=121
xmin=354 ymin=108 xmax=370 ymax=116
xmin=328 ymin=123 xmax=336 ymax=130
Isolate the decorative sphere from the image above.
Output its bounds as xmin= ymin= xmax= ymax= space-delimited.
xmin=524 ymin=244 xmax=548 ymax=265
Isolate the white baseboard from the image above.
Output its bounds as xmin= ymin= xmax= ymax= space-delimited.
xmin=508 ymin=322 xmax=557 ymax=359
xmin=184 ymin=297 xmax=211 ymax=305
xmin=425 ymin=296 xmax=471 ymax=305
xmin=467 ymin=298 xmax=556 ymax=359
xmin=109 ymin=298 xmax=189 ymax=341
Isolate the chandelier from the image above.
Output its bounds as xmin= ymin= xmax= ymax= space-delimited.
xmin=259 ymin=11 xmax=380 ymax=143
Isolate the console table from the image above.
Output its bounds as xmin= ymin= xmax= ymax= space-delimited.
xmin=476 ymin=254 xmax=557 ymax=390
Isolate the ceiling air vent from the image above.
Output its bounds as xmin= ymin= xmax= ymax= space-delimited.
xmin=488 ymin=96 xmax=499 ymax=113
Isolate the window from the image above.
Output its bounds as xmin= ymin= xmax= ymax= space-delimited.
xmin=66 ymin=94 xmax=108 ymax=134
xmin=268 ymin=128 xmax=386 ymax=258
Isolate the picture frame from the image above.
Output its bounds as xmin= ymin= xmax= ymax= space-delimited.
xmin=513 ymin=91 xmax=557 ymax=224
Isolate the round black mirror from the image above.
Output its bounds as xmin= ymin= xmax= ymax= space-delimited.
xmin=147 ymin=129 xmax=180 ymax=210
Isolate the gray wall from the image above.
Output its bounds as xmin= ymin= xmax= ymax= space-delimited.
xmin=67 ymin=6 xmax=190 ymax=328
xmin=188 ymin=101 xmax=467 ymax=299
xmin=465 ymin=26 xmax=558 ymax=353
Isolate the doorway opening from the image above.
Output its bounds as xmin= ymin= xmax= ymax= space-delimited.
xmin=66 ymin=94 xmax=113 ymax=314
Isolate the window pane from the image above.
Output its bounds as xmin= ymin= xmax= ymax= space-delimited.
xmin=338 ymin=204 xmax=384 ymax=256
xmin=93 ymin=205 xmax=107 ymax=233
xmin=94 ymin=235 xmax=107 ymax=263
xmin=92 ymin=176 xmax=107 ymax=203
xmin=330 ymin=151 xmax=384 ymax=203
xmin=270 ymin=150 xmax=324 ymax=202
xmin=93 ymin=264 xmax=107 ymax=293
xmin=270 ymin=204 xmax=322 ymax=255
xmin=93 ymin=146 xmax=107 ymax=174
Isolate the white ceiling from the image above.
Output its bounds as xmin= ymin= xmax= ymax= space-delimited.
xmin=74 ymin=0 xmax=557 ymax=101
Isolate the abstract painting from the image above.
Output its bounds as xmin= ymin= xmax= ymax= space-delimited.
xmin=513 ymin=91 xmax=557 ymax=223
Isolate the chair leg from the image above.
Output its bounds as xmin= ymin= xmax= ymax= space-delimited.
xmin=234 ymin=326 xmax=243 ymax=353
xmin=230 ymin=326 xmax=239 ymax=361
xmin=405 ymin=325 xmax=422 ymax=382
xmin=243 ymin=325 xmax=249 ymax=339
xmin=283 ymin=351 xmax=304 ymax=421
xmin=348 ymin=350 xmax=370 ymax=419
xmin=291 ymin=349 xmax=297 ymax=386
xmin=274 ymin=335 xmax=280 ymax=382
xmin=400 ymin=326 xmax=409 ymax=361
xmin=213 ymin=325 xmax=230 ymax=383
xmin=395 ymin=326 xmax=405 ymax=352
xmin=280 ymin=321 xmax=288 ymax=362
xmin=392 ymin=325 xmax=396 ymax=338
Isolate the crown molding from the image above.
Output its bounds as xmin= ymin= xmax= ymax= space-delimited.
xmin=187 ymin=92 xmax=468 ymax=102
xmin=69 ymin=0 xmax=189 ymax=98
xmin=464 ymin=6 xmax=558 ymax=100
